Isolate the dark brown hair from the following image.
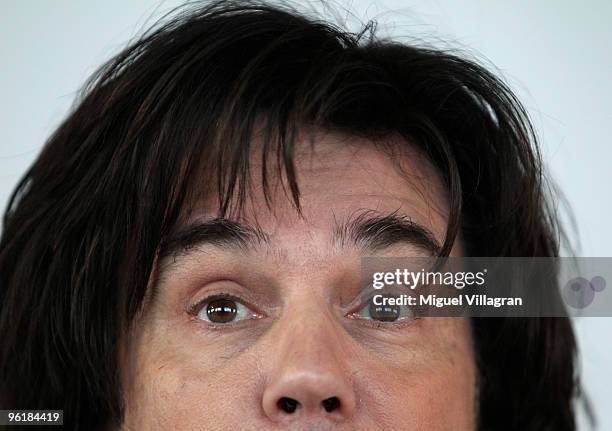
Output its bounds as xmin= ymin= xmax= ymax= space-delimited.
xmin=0 ymin=1 xmax=578 ymax=429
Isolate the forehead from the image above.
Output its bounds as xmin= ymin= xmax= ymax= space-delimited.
xmin=181 ymin=130 xmax=450 ymax=242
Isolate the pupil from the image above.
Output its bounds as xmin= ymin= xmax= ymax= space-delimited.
xmin=369 ymin=297 xmax=400 ymax=322
xmin=206 ymin=298 xmax=238 ymax=323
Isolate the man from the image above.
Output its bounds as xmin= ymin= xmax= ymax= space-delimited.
xmin=0 ymin=1 xmax=577 ymax=430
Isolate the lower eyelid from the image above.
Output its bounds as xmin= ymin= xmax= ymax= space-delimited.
xmin=351 ymin=299 xmax=416 ymax=322
xmin=346 ymin=314 xmax=420 ymax=332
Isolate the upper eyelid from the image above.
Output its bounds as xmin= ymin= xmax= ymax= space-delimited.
xmin=346 ymin=285 xmax=410 ymax=309
xmin=190 ymin=290 xmax=416 ymax=326
xmin=182 ymin=276 xmax=268 ymax=307
xmin=183 ymin=278 xmax=413 ymax=317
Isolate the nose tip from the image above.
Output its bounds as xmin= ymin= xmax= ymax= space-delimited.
xmin=262 ymin=371 xmax=356 ymax=421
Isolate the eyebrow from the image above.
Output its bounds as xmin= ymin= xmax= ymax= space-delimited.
xmin=332 ymin=210 xmax=441 ymax=255
xmin=160 ymin=211 xmax=440 ymax=261
xmin=159 ymin=217 xmax=271 ymax=259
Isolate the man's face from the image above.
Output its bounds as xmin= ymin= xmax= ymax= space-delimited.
xmin=121 ymin=132 xmax=476 ymax=430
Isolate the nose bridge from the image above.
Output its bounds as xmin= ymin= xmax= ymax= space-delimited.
xmin=282 ymin=292 xmax=344 ymax=362
xmin=261 ymin=288 xmax=357 ymax=422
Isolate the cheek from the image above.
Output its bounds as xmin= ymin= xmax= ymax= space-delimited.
xmin=121 ymin=324 xmax=266 ymax=430
xmin=360 ymin=355 xmax=476 ymax=430
xmin=355 ymin=320 xmax=476 ymax=430
xmin=122 ymin=354 xmax=263 ymax=431
xmin=121 ymin=316 xmax=476 ymax=431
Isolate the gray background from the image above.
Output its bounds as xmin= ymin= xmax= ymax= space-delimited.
xmin=1 ymin=1 xmax=610 ymax=428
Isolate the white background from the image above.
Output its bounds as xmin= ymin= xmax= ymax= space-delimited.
xmin=1 ymin=1 xmax=610 ymax=428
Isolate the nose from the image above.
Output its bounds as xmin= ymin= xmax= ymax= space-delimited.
xmin=262 ymin=369 xmax=355 ymax=419
xmin=261 ymin=307 xmax=357 ymax=422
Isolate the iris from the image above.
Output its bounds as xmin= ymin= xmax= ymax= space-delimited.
xmin=206 ymin=298 xmax=238 ymax=323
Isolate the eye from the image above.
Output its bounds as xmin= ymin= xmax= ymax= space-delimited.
xmin=195 ymin=296 xmax=259 ymax=324
xmin=353 ymin=294 xmax=415 ymax=323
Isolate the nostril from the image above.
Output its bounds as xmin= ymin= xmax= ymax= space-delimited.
xmin=322 ymin=396 xmax=340 ymax=413
xmin=278 ymin=396 xmax=299 ymax=413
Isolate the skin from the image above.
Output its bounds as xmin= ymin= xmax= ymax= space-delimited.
xmin=120 ymin=130 xmax=476 ymax=431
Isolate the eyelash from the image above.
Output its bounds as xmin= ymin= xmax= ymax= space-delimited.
xmin=188 ymin=293 xmax=262 ymax=325
xmin=188 ymin=291 xmax=417 ymax=330
xmin=346 ymin=291 xmax=419 ymax=326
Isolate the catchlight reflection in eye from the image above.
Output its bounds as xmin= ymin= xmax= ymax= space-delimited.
xmin=356 ymin=295 xmax=415 ymax=322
